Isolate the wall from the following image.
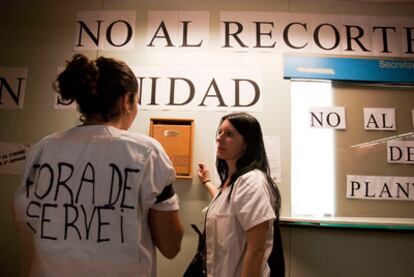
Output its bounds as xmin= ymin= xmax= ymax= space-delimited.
xmin=1 ymin=0 xmax=414 ymax=276
xmin=281 ymin=225 xmax=414 ymax=277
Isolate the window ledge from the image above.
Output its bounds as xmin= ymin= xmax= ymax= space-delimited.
xmin=280 ymin=216 xmax=414 ymax=231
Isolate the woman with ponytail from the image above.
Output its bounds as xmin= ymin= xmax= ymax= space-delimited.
xmin=14 ymin=54 xmax=183 ymax=277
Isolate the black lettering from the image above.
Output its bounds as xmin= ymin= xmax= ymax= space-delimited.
xmin=379 ymin=183 xmax=392 ymax=198
xmin=147 ymin=21 xmax=174 ymax=47
xmin=64 ymin=204 xmax=82 ymax=240
xmin=120 ymin=212 xmax=125 ymax=243
xmin=283 ymin=22 xmax=308 ymax=49
xmin=0 ymin=77 xmax=25 ymax=106
xmin=75 ymin=20 xmax=103 ymax=47
xmin=404 ymin=27 xmax=414 ymax=54
xmin=365 ymin=114 xmax=379 ymax=128
xmin=350 ymin=181 xmax=360 ymax=197
xmin=76 ymin=163 xmax=95 ymax=204
xmin=344 ymin=25 xmax=370 ymax=52
xmin=326 ymin=112 xmax=341 ymax=127
xmin=34 ymin=163 xmax=54 ymax=200
xmin=146 ymin=77 xmax=160 ymax=106
xmin=396 ymin=183 xmax=410 ymax=199
xmin=389 ymin=146 xmax=403 ymax=161
xmin=54 ymin=162 xmax=74 ymax=205
xmin=253 ymin=22 xmax=276 ymax=48
xmin=25 ymin=164 xmax=39 ymax=198
xmin=106 ymin=20 xmax=133 ymax=47
xmin=56 ymin=96 xmax=74 ymax=106
xmin=181 ymin=21 xmax=203 ymax=47
xmin=41 ymin=203 xmax=58 ymax=240
xmin=407 ymin=146 xmax=414 ymax=162
xmin=199 ymin=78 xmax=226 ymax=107
xmin=107 ymin=163 xmax=123 ymax=206
xmin=310 ymin=112 xmax=324 ymax=127
xmin=81 ymin=205 xmax=97 ymax=240
xmin=136 ymin=77 xmax=144 ymax=105
xmin=222 ymin=21 xmax=248 ymax=48
xmin=120 ymin=168 xmax=140 ymax=209
xmin=168 ymin=78 xmax=195 ymax=106
xmin=232 ymin=79 xmax=260 ymax=107
xmin=364 ymin=182 xmax=376 ymax=198
xmin=388 ymin=146 xmax=403 ymax=161
xmin=25 ymin=201 xmax=40 ymax=233
xmin=97 ymin=206 xmax=114 ymax=243
xmin=373 ymin=26 xmax=396 ymax=53
xmin=381 ymin=113 xmax=394 ymax=129
xmin=314 ymin=24 xmax=340 ymax=51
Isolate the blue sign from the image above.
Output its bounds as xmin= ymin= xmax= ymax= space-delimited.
xmin=284 ymin=55 xmax=414 ymax=84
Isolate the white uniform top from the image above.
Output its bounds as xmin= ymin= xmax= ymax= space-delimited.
xmin=14 ymin=125 xmax=179 ymax=277
xmin=205 ymin=169 xmax=276 ymax=277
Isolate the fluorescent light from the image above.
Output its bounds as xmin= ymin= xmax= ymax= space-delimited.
xmin=296 ymin=67 xmax=335 ymax=75
xmin=291 ymin=81 xmax=334 ymax=217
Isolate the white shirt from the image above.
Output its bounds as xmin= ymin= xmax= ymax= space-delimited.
xmin=14 ymin=125 xmax=179 ymax=277
xmin=205 ymin=169 xmax=276 ymax=277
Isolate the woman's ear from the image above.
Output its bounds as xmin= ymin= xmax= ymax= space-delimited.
xmin=121 ymin=93 xmax=132 ymax=114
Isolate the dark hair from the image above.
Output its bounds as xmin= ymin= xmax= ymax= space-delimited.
xmin=216 ymin=112 xmax=281 ymax=218
xmin=54 ymin=54 xmax=138 ymax=122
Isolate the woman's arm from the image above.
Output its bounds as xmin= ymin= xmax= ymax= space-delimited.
xmin=201 ymin=180 xmax=218 ymax=198
xmin=198 ymin=163 xmax=218 ymax=198
xmin=241 ymin=220 xmax=271 ymax=277
xmin=148 ymin=209 xmax=183 ymax=259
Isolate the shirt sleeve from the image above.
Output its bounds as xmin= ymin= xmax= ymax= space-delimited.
xmin=139 ymin=140 xmax=179 ymax=211
xmin=232 ymin=170 xmax=275 ymax=231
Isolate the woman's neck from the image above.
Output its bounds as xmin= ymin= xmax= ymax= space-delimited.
xmin=83 ymin=116 xmax=122 ymax=129
xmin=227 ymin=160 xmax=237 ymax=177
xmin=223 ymin=161 xmax=237 ymax=188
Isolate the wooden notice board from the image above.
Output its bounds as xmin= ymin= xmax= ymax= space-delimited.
xmin=332 ymin=83 xmax=414 ymax=218
xmin=150 ymin=118 xmax=194 ymax=179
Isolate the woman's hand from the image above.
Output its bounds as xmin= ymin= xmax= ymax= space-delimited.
xmin=198 ymin=163 xmax=211 ymax=184
xmin=198 ymin=163 xmax=217 ymax=197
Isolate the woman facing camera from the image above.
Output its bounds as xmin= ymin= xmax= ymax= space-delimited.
xmin=198 ymin=112 xmax=284 ymax=277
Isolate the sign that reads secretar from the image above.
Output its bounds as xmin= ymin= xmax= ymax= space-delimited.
xmin=284 ymin=55 xmax=414 ymax=84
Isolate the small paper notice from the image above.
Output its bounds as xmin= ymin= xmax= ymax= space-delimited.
xmin=0 ymin=142 xmax=30 ymax=175
xmin=264 ymin=135 xmax=282 ymax=183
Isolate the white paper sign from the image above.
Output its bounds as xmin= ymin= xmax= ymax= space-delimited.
xmin=74 ymin=11 xmax=136 ymax=50
xmin=54 ymin=65 xmax=263 ymax=112
xmin=309 ymin=107 xmax=346 ymax=129
xmin=219 ymin=12 xmax=414 ymax=57
xmin=147 ymin=11 xmax=209 ymax=48
xmin=0 ymin=67 xmax=28 ymax=110
xmin=363 ymin=108 xmax=396 ymax=130
xmin=264 ymin=136 xmax=282 ymax=183
xmin=347 ymin=175 xmax=414 ymax=201
xmin=0 ymin=142 xmax=30 ymax=175
xmin=387 ymin=140 xmax=414 ymax=164
xmin=133 ymin=65 xmax=263 ymax=112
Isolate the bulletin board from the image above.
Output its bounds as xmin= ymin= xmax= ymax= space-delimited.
xmin=285 ymin=54 xmax=414 ymax=219
xmin=333 ymin=82 xmax=414 ymax=218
